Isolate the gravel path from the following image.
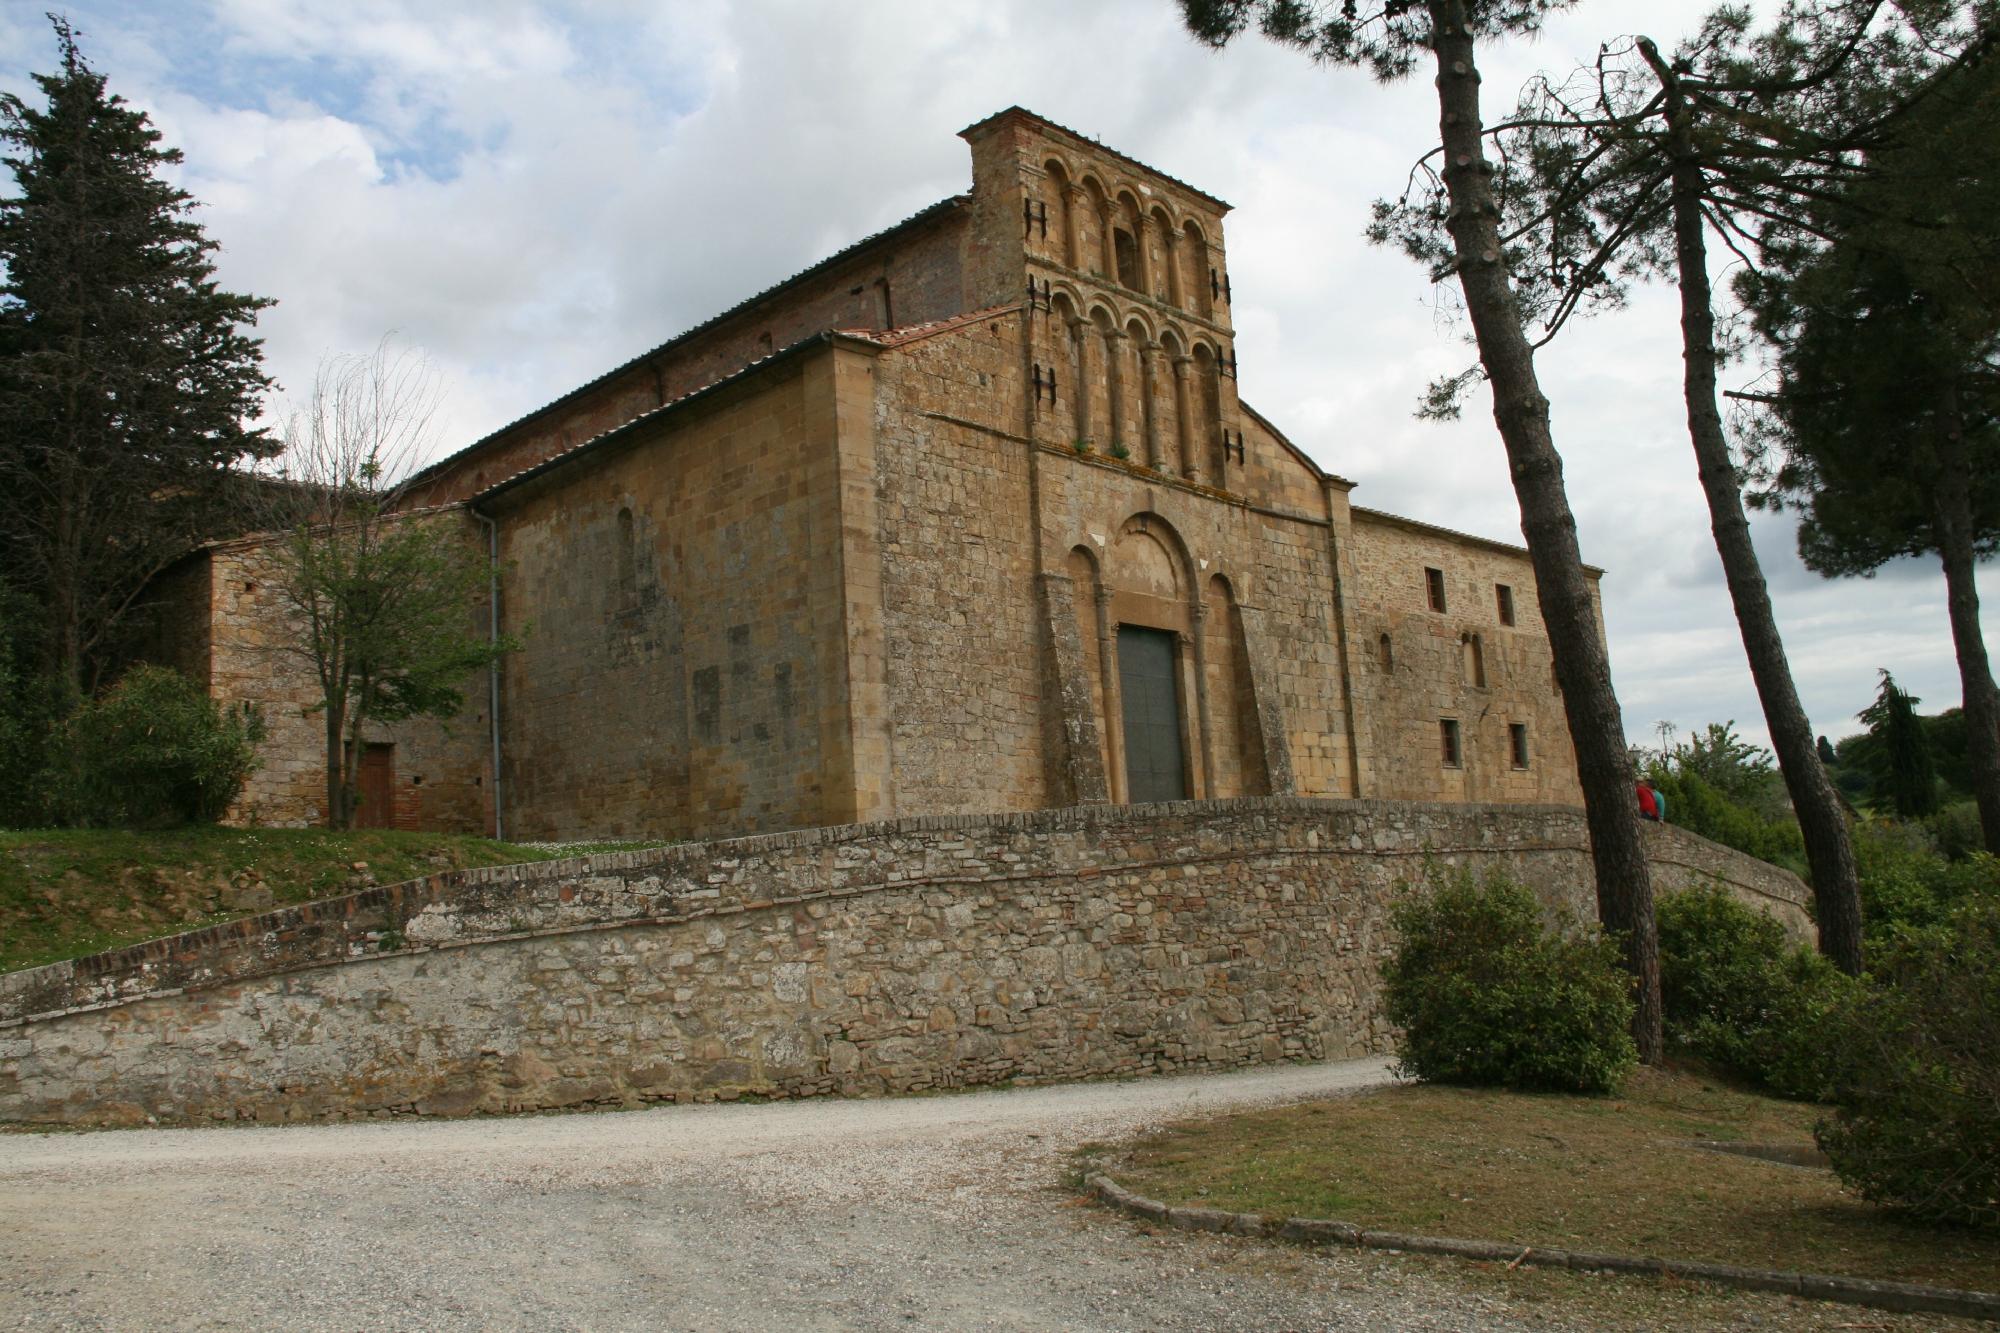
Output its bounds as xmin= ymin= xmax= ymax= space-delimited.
xmin=0 ymin=1058 xmax=1945 ymax=1332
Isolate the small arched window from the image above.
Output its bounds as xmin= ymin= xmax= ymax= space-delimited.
xmin=1462 ymin=632 xmax=1486 ymax=688
xmin=1378 ymin=632 xmax=1394 ymax=673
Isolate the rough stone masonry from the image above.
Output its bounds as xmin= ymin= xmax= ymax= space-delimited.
xmin=0 ymin=799 xmax=1809 ymax=1127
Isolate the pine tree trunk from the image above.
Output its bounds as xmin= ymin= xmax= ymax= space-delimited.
xmin=1930 ymin=388 xmax=2000 ymax=853
xmin=1430 ymin=0 xmax=1662 ymax=1060
xmin=1646 ymin=43 xmax=1865 ymax=974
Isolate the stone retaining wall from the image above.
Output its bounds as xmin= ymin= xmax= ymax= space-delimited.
xmin=0 ymin=798 xmax=1810 ymax=1126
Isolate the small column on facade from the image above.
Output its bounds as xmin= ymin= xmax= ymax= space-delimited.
xmin=1164 ymin=229 xmax=1185 ymax=308
xmin=1095 ymin=585 xmax=1123 ymax=802
xmin=1172 ymin=354 xmax=1198 ymax=483
xmin=1097 ymin=203 xmax=1117 ymax=279
xmin=1062 ymin=185 xmax=1084 ymax=269
xmin=1189 ymin=602 xmax=1215 ymax=798
xmin=1104 ymin=327 xmax=1128 ymax=454
xmin=1140 ymin=340 xmax=1165 ymax=471
xmin=1067 ymin=316 xmax=1092 ymax=445
xmin=1136 ymin=216 xmax=1156 ymax=297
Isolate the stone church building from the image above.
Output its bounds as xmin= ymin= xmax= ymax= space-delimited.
xmin=158 ymin=108 xmax=1602 ymax=840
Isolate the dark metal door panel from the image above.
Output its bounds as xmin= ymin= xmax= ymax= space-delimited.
xmin=1118 ymin=625 xmax=1187 ymax=803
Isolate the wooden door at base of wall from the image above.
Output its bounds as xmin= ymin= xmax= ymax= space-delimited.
xmin=1117 ymin=624 xmax=1188 ymax=803
xmin=356 ymin=743 xmax=396 ymax=829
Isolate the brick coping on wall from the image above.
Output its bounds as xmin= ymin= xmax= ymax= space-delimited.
xmin=0 ymin=797 xmax=1809 ymax=1029
xmin=1085 ymin=1173 xmax=2000 ymax=1323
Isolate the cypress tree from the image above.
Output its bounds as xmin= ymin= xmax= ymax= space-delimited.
xmin=0 ymin=16 xmax=274 ymax=694
xmin=1859 ymin=671 xmax=1939 ymax=818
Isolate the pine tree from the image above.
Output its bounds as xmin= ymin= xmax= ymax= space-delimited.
xmin=1741 ymin=47 xmax=2000 ymax=852
xmin=0 ymin=16 xmax=274 ymax=695
xmin=1179 ymin=0 xmax=1664 ymax=1060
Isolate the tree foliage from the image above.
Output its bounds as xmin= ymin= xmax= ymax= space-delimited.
xmin=1857 ymin=670 xmax=1941 ymax=817
xmin=1739 ymin=39 xmax=2000 ymax=853
xmin=0 ymin=16 xmax=274 ymax=693
xmin=257 ymin=343 xmax=513 ymax=830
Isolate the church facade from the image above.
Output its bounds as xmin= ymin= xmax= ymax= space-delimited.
xmin=158 ymin=108 xmax=1602 ymax=839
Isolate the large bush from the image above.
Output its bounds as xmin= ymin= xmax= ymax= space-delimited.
xmin=1384 ymin=867 xmax=1636 ymax=1095
xmin=1656 ymin=886 xmax=1851 ymax=1100
xmin=1818 ymin=901 xmax=2000 ymax=1229
xmin=58 ymin=665 xmax=261 ymax=827
xmin=1853 ymin=819 xmax=2000 ymax=949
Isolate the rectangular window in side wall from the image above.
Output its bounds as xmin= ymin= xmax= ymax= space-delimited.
xmin=1509 ymin=722 xmax=1530 ymax=769
xmin=1426 ymin=567 xmax=1446 ymax=613
xmin=1440 ymin=718 xmax=1462 ymax=768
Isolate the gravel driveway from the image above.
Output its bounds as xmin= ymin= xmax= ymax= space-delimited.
xmin=0 ymin=1058 xmax=1956 ymax=1332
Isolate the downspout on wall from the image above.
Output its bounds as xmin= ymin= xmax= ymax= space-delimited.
xmin=471 ymin=506 xmax=504 ymax=841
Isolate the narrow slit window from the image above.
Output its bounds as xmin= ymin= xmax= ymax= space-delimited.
xmin=1425 ymin=567 xmax=1446 ymax=613
xmin=616 ymin=506 xmax=638 ymax=610
xmin=1496 ymin=583 xmax=1516 ymax=626
xmin=1440 ymin=719 xmax=1462 ymax=768
xmin=1510 ymin=723 xmax=1530 ymax=769
xmin=1378 ymin=632 xmax=1394 ymax=673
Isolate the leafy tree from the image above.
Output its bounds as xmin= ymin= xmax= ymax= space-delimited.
xmin=259 ymin=343 xmax=513 ymax=829
xmin=0 ymin=16 xmax=274 ymax=695
xmin=1817 ymin=735 xmax=1838 ymax=766
xmin=1179 ymin=0 xmax=1664 ymax=1060
xmin=1858 ymin=670 xmax=1940 ymax=817
xmin=1741 ymin=45 xmax=2000 ymax=853
xmin=1367 ymin=1 xmax=1992 ymax=976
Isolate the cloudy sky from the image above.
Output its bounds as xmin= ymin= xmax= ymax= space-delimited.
xmin=2 ymin=0 xmax=1987 ymax=752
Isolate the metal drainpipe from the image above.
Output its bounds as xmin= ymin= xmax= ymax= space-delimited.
xmin=472 ymin=505 xmax=504 ymax=841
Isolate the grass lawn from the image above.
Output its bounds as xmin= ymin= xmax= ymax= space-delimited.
xmin=0 ymin=826 xmax=661 ymax=975
xmin=1091 ymin=1067 xmax=2000 ymax=1294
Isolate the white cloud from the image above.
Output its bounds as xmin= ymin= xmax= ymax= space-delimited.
xmin=2 ymin=0 xmax=1990 ymax=750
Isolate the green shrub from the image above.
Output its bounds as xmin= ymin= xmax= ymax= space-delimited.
xmin=1854 ymin=820 xmax=2000 ymax=949
xmin=1818 ymin=901 xmax=2000 ymax=1229
xmin=1656 ymin=886 xmax=1851 ymax=1100
xmin=1384 ymin=866 xmax=1637 ymax=1095
xmin=58 ymin=665 xmax=262 ymax=827
xmin=1924 ymin=801 xmax=1986 ymax=861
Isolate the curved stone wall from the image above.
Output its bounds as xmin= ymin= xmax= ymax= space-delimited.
xmin=0 ymin=798 xmax=1809 ymax=1125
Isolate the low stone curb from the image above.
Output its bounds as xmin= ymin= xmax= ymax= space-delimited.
xmin=1084 ymin=1173 xmax=2000 ymax=1323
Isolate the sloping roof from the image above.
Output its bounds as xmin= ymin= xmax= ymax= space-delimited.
xmin=1237 ymin=399 xmax=1356 ymax=489
xmin=1352 ymin=504 xmax=1606 ymax=576
xmin=474 ymin=303 xmax=1030 ymax=507
xmin=407 ymin=194 xmax=969 ymax=491
xmin=959 ymin=106 xmax=1232 ymax=212
xmin=833 ymin=303 xmax=1022 ymax=348
xmin=469 ymin=332 xmax=856 ymax=508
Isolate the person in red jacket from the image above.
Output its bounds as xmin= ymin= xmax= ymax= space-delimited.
xmin=1636 ymin=780 xmax=1663 ymax=821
